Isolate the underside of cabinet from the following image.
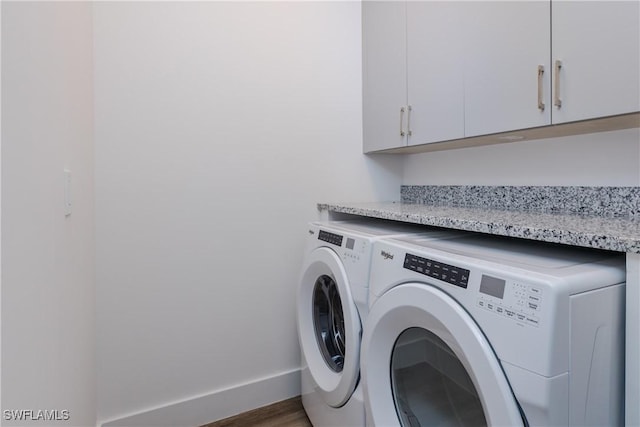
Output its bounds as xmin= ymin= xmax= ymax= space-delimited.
xmin=367 ymin=112 xmax=639 ymax=155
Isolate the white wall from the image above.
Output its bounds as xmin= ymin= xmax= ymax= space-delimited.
xmin=403 ymin=128 xmax=640 ymax=186
xmin=1 ymin=2 xmax=95 ymax=427
xmin=93 ymin=2 xmax=401 ymax=425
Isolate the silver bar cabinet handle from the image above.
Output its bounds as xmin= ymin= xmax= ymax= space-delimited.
xmin=554 ymin=60 xmax=562 ymax=108
xmin=537 ymin=65 xmax=545 ymax=111
xmin=400 ymin=106 xmax=406 ymax=137
xmin=407 ymin=105 xmax=413 ymax=136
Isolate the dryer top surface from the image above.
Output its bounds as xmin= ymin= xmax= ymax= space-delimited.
xmin=392 ymin=232 xmax=623 ymax=272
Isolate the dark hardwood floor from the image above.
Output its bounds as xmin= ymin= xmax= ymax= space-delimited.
xmin=200 ymin=396 xmax=312 ymax=427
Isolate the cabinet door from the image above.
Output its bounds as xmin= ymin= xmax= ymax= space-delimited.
xmin=463 ymin=1 xmax=551 ymax=138
xmin=406 ymin=2 xmax=465 ymax=145
xmin=552 ymin=1 xmax=640 ymax=123
xmin=362 ymin=1 xmax=408 ymax=153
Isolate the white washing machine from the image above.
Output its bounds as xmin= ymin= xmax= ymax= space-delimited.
xmin=297 ymin=219 xmax=462 ymax=427
xmin=362 ymin=233 xmax=626 ymax=427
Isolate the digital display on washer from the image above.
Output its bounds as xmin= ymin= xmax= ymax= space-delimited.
xmin=403 ymin=253 xmax=470 ymax=288
xmin=479 ymin=275 xmax=506 ymax=299
xmin=318 ymin=230 xmax=343 ymax=247
xmin=346 ymin=238 xmax=355 ymax=250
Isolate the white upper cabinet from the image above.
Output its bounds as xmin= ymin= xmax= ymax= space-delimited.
xmin=462 ymin=1 xmax=551 ymax=138
xmin=551 ymin=1 xmax=640 ymax=124
xmin=362 ymin=1 xmax=407 ymax=152
xmin=362 ymin=1 xmax=640 ymax=153
xmin=362 ymin=1 xmax=464 ymax=153
xmin=407 ymin=2 xmax=465 ymax=146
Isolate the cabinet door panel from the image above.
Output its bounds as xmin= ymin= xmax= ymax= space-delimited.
xmin=363 ymin=1 xmax=408 ymax=153
xmin=463 ymin=1 xmax=551 ymax=138
xmin=407 ymin=2 xmax=465 ymax=145
xmin=552 ymin=1 xmax=640 ymax=123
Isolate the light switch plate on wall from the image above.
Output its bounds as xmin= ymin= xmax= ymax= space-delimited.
xmin=64 ymin=169 xmax=72 ymax=216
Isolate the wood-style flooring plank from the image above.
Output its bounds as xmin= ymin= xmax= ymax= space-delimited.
xmin=200 ymin=396 xmax=312 ymax=427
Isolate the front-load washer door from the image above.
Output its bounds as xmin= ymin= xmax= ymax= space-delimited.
xmin=362 ymin=283 xmax=524 ymax=427
xmin=298 ymin=247 xmax=361 ymax=408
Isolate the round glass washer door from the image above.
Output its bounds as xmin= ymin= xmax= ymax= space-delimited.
xmin=362 ymin=282 xmax=524 ymax=427
xmin=298 ymin=247 xmax=361 ymax=408
xmin=313 ymin=274 xmax=346 ymax=373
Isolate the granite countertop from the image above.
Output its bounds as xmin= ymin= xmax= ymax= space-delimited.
xmin=318 ymin=201 xmax=640 ymax=253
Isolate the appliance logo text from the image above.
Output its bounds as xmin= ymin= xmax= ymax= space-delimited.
xmin=380 ymin=250 xmax=394 ymax=260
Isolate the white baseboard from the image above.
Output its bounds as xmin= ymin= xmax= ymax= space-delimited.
xmin=100 ymin=368 xmax=301 ymax=427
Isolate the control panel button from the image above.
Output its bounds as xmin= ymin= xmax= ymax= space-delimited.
xmin=525 ymin=316 xmax=540 ymax=327
xmin=529 ymin=286 xmax=543 ymax=296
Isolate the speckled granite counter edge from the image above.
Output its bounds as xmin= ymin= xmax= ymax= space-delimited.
xmin=401 ymin=186 xmax=640 ymax=218
xmin=317 ymin=202 xmax=640 ymax=254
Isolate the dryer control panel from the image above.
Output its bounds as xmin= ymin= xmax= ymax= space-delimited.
xmin=477 ymin=274 xmax=543 ymax=328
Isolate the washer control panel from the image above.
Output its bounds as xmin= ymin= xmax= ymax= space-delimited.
xmin=403 ymin=253 xmax=470 ymax=289
xmin=477 ymin=274 xmax=543 ymax=328
xmin=318 ymin=229 xmax=366 ymax=262
xmin=318 ymin=230 xmax=343 ymax=247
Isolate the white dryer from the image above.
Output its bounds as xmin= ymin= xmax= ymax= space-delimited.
xmin=297 ymin=219 xmax=462 ymax=427
xmin=362 ymin=233 xmax=625 ymax=427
